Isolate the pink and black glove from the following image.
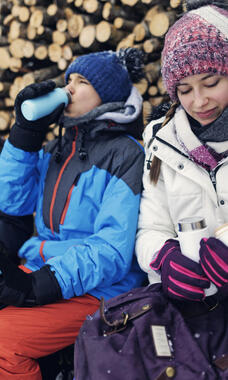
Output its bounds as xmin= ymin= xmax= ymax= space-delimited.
xmin=200 ymin=237 xmax=228 ymax=293
xmin=150 ymin=239 xmax=210 ymax=302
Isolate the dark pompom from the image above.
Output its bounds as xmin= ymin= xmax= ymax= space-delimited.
xmin=147 ymin=102 xmax=172 ymax=123
xmin=117 ymin=48 xmax=145 ymax=83
xmin=185 ymin=0 xmax=228 ymax=11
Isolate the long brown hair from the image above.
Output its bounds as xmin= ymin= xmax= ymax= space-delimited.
xmin=149 ymin=102 xmax=179 ymax=184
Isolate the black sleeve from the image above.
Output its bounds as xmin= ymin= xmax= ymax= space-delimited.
xmin=0 ymin=211 xmax=34 ymax=264
xmin=0 ymin=138 xmax=34 ymax=263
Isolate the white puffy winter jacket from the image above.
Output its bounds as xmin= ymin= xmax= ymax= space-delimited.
xmin=136 ymin=106 xmax=228 ymax=284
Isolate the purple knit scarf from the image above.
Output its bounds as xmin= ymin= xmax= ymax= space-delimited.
xmin=174 ymin=107 xmax=228 ymax=170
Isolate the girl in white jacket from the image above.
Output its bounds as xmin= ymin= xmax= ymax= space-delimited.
xmin=136 ymin=0 xmax=228 ymax=305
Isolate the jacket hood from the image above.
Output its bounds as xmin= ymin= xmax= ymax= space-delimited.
xmin=59 ymin=86 xmax=144 ymax=140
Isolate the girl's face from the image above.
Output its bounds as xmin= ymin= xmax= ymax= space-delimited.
xmin=64 ymin=73 xmax=102 ymax=118
xmin=177 ymin=73 xmax=228 ymax=126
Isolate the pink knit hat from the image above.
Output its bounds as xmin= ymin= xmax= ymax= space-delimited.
xmin=161 ymin=1 xmax=228 ymax=101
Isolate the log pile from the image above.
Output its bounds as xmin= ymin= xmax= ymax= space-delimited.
xmin=0 ymin=0 xmax=183 ymax=139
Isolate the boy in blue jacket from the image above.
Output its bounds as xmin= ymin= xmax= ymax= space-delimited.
xmin=0 ymin=48 xmax=146 ymax=379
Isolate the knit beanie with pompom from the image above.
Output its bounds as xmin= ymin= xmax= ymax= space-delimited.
xmin=65 ymin=48 xmax=144 ymax=104
xmin=161 ymin=0 xmax=228 ymax=101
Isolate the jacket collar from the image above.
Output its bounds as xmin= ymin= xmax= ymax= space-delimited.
xmin=151 ymin=107 xmax=228 ymax=156
xmin=60 ymin=86 xmax=144 ymax=140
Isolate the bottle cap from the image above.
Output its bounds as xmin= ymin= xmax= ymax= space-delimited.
xmin=178 ymin=217 xmax=207 ymax=232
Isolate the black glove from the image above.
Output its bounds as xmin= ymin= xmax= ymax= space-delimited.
xmin=9 ymin=80 xmax=65 ymax=152
xmin=0 ymin=254 xmax=62 ymax=307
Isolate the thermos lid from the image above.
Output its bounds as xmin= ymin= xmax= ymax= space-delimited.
xmin=178 ymin=217 xmax=207 ymax=232
xmin=21 ymin=88 xmax=71 ymax=121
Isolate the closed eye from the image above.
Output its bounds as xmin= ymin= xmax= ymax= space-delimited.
xmin=80 ymin=80 xmax=89 ymax=85
xmin=205 ymin=79 xmax=219 ymax=88
xmin=177 ymin=88 xmax=191 ymax=95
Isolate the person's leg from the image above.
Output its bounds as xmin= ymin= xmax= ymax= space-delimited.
xmin=0 ymin=295 xmax=99 ymax=380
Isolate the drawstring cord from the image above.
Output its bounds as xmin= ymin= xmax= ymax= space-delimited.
xmin=55 ymin=123 xmax=63 ymax=163
xmin=55 ymin=123 xmax=88 ymax=163
xmin=78 ymin=129 xmax=88 ymax=160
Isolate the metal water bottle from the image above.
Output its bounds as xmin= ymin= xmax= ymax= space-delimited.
xmin=21 ymin=87 xmax=71 ymax=121
xmin=215 ymin=223 xmax=228 ymax=245
xmin=178 ymin=216 xmax=217 ymax=297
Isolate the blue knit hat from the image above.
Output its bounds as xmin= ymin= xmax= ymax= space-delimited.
xmin=65 ymin=49 xmax=144 ymax=104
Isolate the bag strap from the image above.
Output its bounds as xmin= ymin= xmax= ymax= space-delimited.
xmin=100 ymin=296 xmax=153 ymax=332
xmin=102 ymin=284 xmax=162 ymax=309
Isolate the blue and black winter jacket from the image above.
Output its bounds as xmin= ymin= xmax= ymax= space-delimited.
xmin=0 ymin=87 xmax=146 ymax=300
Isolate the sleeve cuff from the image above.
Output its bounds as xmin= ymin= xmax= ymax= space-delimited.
xmin=9 ymin=123 xmax=46 ymax=152
xmin=31 ymin=265 xmax=62 ymax=305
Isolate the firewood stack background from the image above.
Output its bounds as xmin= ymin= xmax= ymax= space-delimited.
xmin=0 ymin=0 xmax=183 ymax=141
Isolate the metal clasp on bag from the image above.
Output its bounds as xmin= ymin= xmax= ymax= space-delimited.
xmin=122 ymin=312 xmax=129 ymax=325
xmin=202 ymin=297 xmax=219 ymax=312
xmin=100 ymin=297 xmax=153 ymax=336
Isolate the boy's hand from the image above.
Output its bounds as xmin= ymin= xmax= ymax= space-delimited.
xmin=9 ymin=81 xmax=64 ymax=151
xmin=0 ymin=254 xmax=62 ymax=307
xmin=0 ymin=255 xmax=34 ymax=306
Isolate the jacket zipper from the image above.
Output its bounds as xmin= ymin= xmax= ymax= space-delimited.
xmin=60 ymin=183 xmax=75 ymax=225
xmin=39 ymin=240 xmax=46 ymax=262
xmin=209 ymin=163 xmax=224 ymax=193
xmin=209 ymin=164 xmax=227 ymax=225
xmin=155 ymin=135 xmax=224 ymax=194
xmin=49 ymin=126 xmax=78 ymax=234
xmin=209 ymin=169 xmax=217 ymax=191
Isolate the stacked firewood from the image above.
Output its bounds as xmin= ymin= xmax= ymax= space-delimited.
xmin=0 ymin=0 xmax=183 ymax=139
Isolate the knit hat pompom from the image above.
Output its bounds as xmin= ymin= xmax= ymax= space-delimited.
xmin=161 ymin=1 xmax=228 ymax=101
xmin=65 ymin=48 xmax=144 ymax=104
xmin=117 ymin=48 xmax=145 ymax=83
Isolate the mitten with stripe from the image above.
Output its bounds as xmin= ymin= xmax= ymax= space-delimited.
xmin=150 ymin=239 xmax=210 ymax=301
